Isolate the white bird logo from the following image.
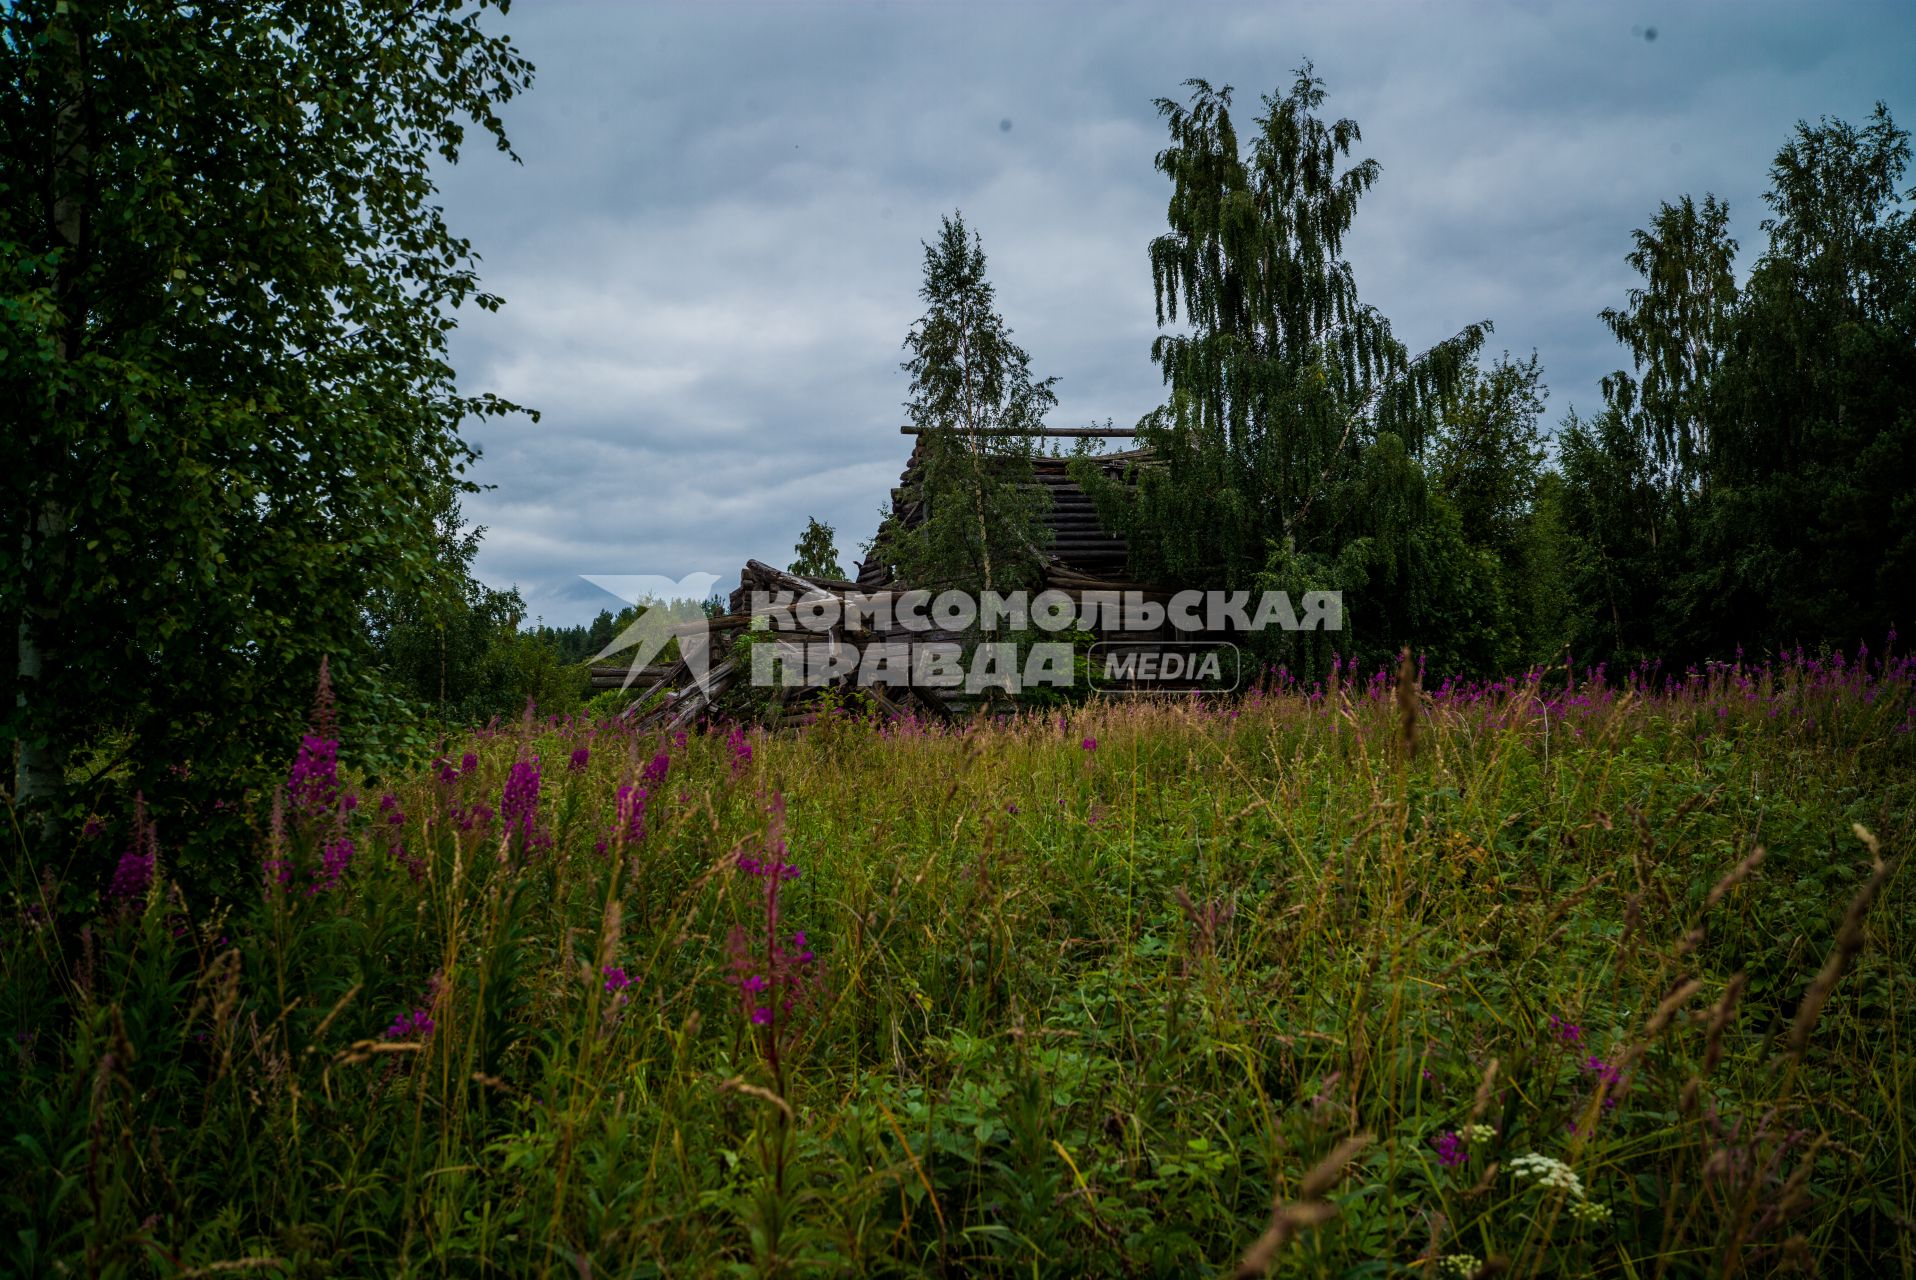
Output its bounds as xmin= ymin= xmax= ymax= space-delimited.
xmin=580 ymin=572 xmax=724 ymax=697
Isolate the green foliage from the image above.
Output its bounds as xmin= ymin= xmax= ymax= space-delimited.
xmin=1430 ymin=353 xmax=1549 ymax=563
xmin=1559 ymin=407 xmax=1678 ymax=666
xmin=0 ymin=1 xmax=536 ymax=861
xmin=3 ymin=660 xmax=1911 ymax=1276
xmin=1565 ymin=104 xmax=1915 ymax=665
xmin=787 ymin=517 xmax=846 ymax=582
xmin=869 ymin=212 xmax=1057 ymax=595
xmin=367 ymin=496 xmax=589 ymax=730
xmin=1598 ymin=194 xmax=1739 ymax=495
xmin=1095 ymin=68 xmax=1488 ymax=590
xmin=1079 ymin=68 xmax=1513 ymax=676
xmin=530 ymin=607 xmax=641 ymax=666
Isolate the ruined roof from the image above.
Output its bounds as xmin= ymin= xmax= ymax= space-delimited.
xmin=854 ymin=436 xmax=1153 ymax=591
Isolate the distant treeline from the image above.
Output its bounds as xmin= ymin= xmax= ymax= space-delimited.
xmin=1064 ymin=76 xmax=1915 ymax=678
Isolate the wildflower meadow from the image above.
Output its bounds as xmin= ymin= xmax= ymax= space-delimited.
xmin=4 ymin=648 xmax=1912 ymax=1277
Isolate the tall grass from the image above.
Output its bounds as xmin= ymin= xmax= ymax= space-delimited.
xmin=4 ymin=649 xmax=1911 ymax=1277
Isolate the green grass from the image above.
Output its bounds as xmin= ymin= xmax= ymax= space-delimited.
xmin=4 ymin=657 xmax=1912 ymax=1277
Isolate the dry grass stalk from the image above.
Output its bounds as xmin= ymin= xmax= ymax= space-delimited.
xmin=1617 ymin=979 xmax=1704 ymax=1078
xmin=1785 ymin=826 xmax=1897 ymax=1061
xmin=178 ymin=1260 xmax=290 ymax=1276
xmin=1704 ymin=846 xmax=1766 ymax=911
xmin=1700 ymin=973 xmax=1748 ymax=1076
xmin=718 ymin=1074 xmax=795 ymax=1122
xmin=1233 ymin=1133 xmax=1371 ymax=1278
xmin=1466 ymin=1058 xmax=1501 ymax=1127
xmin=1395 ymin=648 xmax=1420 ymax=761
xmin=596 ymin=897 xmax=624 ymax=978
xmin=1464 ymin=1160 xmax=1501 ymax=1199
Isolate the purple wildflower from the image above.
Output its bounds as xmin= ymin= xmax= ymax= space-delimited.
xmin=726 ymin=793 xmax=818 ymax=1037
xmin=107 ymin=847 xmax=154 ymax=903
xmin=1548 ymin=1014 xmax=1583 ymax=1046
xmin=287 ymin=734 xmax=341 ymax=815
xmin=107 ymin=794 xmax=159 ymax=906
xmin=1581 ymin=1054 xmax=1623 ymax=1108
xmin=1081 ymin=736 xmax=1098 ymax=752
xmin=461 ymin=751 xmax=479 ymax=773
xmin=641 ymin=750 xmax=671 ymax=785
xmin=610 ymin=784 xmax=648 ymax=850
xmin=1431 ymin=1130 xmax=1467 ymax=1168
xmin=568 ymin=746 xmax=591 ymax=773
xmin=383 ymin=1008 xmax=435 ymax=1040
xmin=500 ymin=760 xmax=543 ymax=851
xmin=602 ymin=965 xmax=632 ymax=993
xmin=309 ymin=836 xmax=355 ymax=894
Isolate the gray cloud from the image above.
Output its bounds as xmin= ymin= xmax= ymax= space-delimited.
xmin=434 ymin=0 xmax=1915 ymax=624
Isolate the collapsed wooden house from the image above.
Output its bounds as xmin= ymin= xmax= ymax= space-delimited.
xmin=851 ymin=426 xmax=1152 ymax=593
xmin=600 ymin=427 xmax=1170 ymax=728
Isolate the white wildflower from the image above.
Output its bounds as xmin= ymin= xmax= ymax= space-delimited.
xmin=1464 ymin=1123 xmax=1497 ymax=1143
xmin=1439 ymin=1255 xmax=1481 ymax=1278
xmin=1509 ymin=1151 xmax=1585 ymax=1199
xmin=1569 ymin=1199 xmax=1613 ymax=1222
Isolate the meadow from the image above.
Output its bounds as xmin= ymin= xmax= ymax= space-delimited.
xmin=4 ymin=650 xmax=1912 ymax=1278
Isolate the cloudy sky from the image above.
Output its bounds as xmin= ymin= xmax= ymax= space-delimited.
xmin=432 ymin=0 xmax=1914 ymax=626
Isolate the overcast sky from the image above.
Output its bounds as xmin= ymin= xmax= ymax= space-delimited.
xmin=432 ymin=0 xmax=1914 ymax=626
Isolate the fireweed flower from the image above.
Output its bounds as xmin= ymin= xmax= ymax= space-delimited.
xmin=597 ymin=784 xmax=649 ymax=857
xmin=1431 ymin=1130 xmax=1467 ymax=1168
xmin=1547 ymin=1014 xmax=1583 ymax=1046
xmin=107 ymin=845 xmax=155 ymax=903
xmin=500 ymin=760 xmax=547 ymax=853
xmin=641 ymin=750 xmax=671 ymax=785
xmin=107 ymin=793 xmax=159 ymax=907
xmin=382 ymin=974 xmax=444 ymax=1040
xmin=1581 ymin=1054 xmax=1623 ymax=1108
xmin=603 ymin=965 xmax=633 ymax=994
xmin=309 ymin=836 xmax=356 ymax=895
xmin=727 ymin=724 xmax=753 ymax=774
xmin=383 ymin=1008 xmax=435 ymax=1040
xmin=616 ymin=784 xmax=648 ymax=842
xmin=1081 ymin=736 xmax=1098 ymax=752
xmin=451 ymin=803 xmax=495 ymax=833
xmin=286 ymin=734 xmax=342 ymax=815
xmin=461 ymin=751 xmax=479 ymax=773
xmin=726 ymin=793 xmax=818 ymax=1038
xmin=568 ymin=746 xmax=591 ymax=773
